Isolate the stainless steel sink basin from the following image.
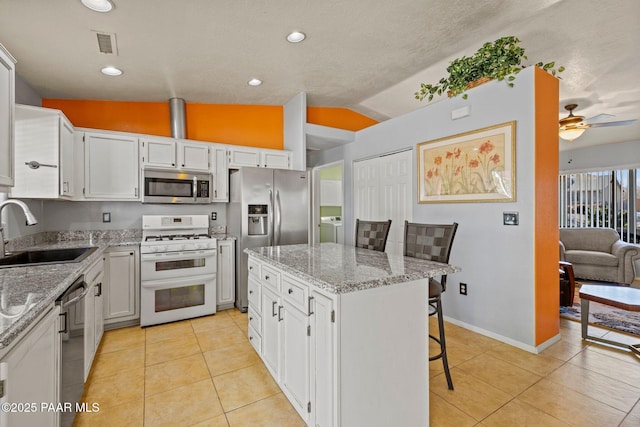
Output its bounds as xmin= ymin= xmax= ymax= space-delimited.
xmin=0 ymin=247 xmax=98 ymax=268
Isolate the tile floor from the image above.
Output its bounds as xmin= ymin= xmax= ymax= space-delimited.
xmin=74 ymin=309 xmax=640 ymax=426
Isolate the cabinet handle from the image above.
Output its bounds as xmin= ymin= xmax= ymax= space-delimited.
xmin=288 ymin=288 xmax=293 ymax=294
xmin=249 ymin=290 xmax=253 ymax=295
xmin=278 ymin=305 xmax=283 ymax=321
xmin=25 ymin=160 xmax=57 ymax=169
xmin=265 ymin=275 xmax=270 ymax=281
xmin=249 ymin=335 xmax=253 ymax=341
xmin=249 ymin=266 xmax=253 ymax=271
xmin=249 ymin=316 xmax=253 ymax=321
xmin=308 ymin=296 xmax=314 ymax=316
xmin=59 ymin=312 xmax=68 ymax=334
xmin=272 ymin=301 xmax=278 ymax=317
xmin=172 ymin=163 xmax=175 ymax=166
xmin=96 ymin=282 xmax=102 ymax=297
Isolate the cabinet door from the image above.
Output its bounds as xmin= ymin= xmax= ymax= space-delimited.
xmin=178 ymin=141 xmax=209 ymax=170
xmin=262 ymin=150 xmax=291 ymax=169
xmin=310 ymin=290 xmax=337 ymax=427
xmin=141 ymin=137 xmax=176 ymax=168
xmin=280 ymin=301 xmax=310 ymax=422
xmin=228 ymin=147 xmax=261 ymax=168
xmin=104 ymin=249 xmax=138 ymax=323
xmin=260 ymin=286 xmax=280 ymax=379
xmin=84 ymin=132 xmax=139 ymax=199
xmin=93 ymin=271 xmax=104 ymax=353
xmin=210 ymin=145 xmax=229 ymax=202
xmin=84 ymin=282 xmax=96 ymax=379
xmin=0 ymin=306 xmax=60 ymax=427
xmin=59 ymin=114 xmax=75 ymax=197
xmin=216 ymin=240 xmax=235 ymax=308
xmin=0 ymin=44 xmax=15 ymax=187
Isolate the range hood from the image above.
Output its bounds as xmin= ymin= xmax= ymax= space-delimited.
xmin=169 ymin=98 xmax=186 ymax=139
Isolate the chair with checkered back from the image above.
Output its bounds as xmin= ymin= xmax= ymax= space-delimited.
xmin=354 ymin=219 xmax=392 ymax=252
xmin=404 ymin=220 xmax=458 ymax=390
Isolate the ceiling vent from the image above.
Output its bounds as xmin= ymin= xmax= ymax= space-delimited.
xmin=93 ymin=31 xmax=118 ymax=55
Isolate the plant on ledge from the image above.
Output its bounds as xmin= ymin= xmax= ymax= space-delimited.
xmin=414 ymin=36 xmax=565 ymax=101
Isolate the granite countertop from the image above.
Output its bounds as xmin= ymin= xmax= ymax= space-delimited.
xmin=0 ymin=235 xmax=141 ymax=350
xmin=246 ymin=242 xmax=461 ymax=294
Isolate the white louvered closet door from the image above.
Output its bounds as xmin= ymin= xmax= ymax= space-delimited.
xmin=353 ymin=150 xmax=413 ymax=256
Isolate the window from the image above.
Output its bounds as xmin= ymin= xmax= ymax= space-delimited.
xmin=559 ymin=168 xmax=639 ymax=243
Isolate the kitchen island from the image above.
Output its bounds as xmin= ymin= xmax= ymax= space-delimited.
xmin=245 ymin=243 xmax=460 ymax=427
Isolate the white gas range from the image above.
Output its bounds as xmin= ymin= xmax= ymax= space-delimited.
xmin=140 ymin=215 xmax=217 ymax=326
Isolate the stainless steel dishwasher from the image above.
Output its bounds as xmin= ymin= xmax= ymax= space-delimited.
xmin=56 ymin=275 xmax=88 ymax=427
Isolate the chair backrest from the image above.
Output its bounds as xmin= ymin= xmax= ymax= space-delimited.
xmin=403 ymin=221 xmax=458 ymax=288
xmin=355 ymin=219 xmax=392 ymax=252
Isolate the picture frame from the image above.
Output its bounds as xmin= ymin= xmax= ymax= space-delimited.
xmin=417 ymin=121 xmax=516 ymax=203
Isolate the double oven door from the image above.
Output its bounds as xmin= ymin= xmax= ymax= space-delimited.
xmin=140 ymin=248 xmax=217 ymax=326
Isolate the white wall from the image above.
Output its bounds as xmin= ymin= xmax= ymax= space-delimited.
xmin=559 ymin=139 xmax=640 ymax=172
xmin=312 ymin=67 xmax=546 ymax=349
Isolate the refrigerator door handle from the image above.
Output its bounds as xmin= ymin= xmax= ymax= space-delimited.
xmin=268 ymin=189 xmax=274 ymax=246
xmin=275 ymin=189 xmax=282 ymax=245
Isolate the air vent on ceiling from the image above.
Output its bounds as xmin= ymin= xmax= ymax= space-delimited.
xmin=93 ymin=31 xmax=118 ymax=55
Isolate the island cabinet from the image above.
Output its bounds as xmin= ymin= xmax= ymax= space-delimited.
xmin=245 ymin=243 xmax=457 ymax=427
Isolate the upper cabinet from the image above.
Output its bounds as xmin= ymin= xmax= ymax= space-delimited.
xmin=228 ymin=146 xmax=292 ymax=169
xmin=141 ymin=137 xmax=209 ymax=171
xmin=210 ymin=143 xmax=229 ymax=202
xmin=0 ymin=44 xmax=16 ymax=188
xmin=11 ymin=105 xmax=75 ymax=199
xmin=84 ymin=131 xmax=140 ymax=200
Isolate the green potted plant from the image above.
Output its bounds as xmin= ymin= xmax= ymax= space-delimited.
xmin=414 ymin=36 xmax=564 ymax=101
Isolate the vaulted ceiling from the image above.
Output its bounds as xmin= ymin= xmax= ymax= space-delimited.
xmin=0 ymin=0 xmax=638 ymax=151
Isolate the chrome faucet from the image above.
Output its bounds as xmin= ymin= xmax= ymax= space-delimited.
xmin=0 ymin=199 xmax=38 ymax=258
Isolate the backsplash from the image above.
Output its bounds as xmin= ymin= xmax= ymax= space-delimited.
xmin=6 ymin=229 xmax=142 ymax=252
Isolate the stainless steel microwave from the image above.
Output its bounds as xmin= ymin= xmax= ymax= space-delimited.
xmin=142 ymin=169 xmax=211 ymax=204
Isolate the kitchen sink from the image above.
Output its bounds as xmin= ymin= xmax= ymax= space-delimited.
xmin=0 ymin=247 xmax=98 ymax=268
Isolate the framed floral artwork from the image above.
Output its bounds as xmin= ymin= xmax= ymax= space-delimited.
xmin=417 ymin=121 xmax=516 ymax=203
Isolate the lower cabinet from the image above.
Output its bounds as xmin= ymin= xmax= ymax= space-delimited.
xmin=84 ymin=257 xmax=104 ymax=379
xmin=104 ymin=247 xmax=140 ymax=326
xmin=0 ymin=306 xmax=60 ymax=427
xmin=216 ymin=240 xmax=235 ymax=310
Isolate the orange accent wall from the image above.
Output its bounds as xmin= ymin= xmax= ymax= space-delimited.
xmin=307 ymin=107 xmax=377 ymax=131
xmin=534 ymin=67 xmax=560 ymax=345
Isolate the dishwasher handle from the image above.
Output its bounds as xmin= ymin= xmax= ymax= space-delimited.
xmin=57 ymin=275 xmax=88 ymax=309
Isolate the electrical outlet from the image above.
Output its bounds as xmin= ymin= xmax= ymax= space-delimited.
xmin=102 ymin=212 xmax=111 ymax=223
xmin=503 ymin=211 xmax=519 ymax=225
xmin=459 ymin=282 xmax=467 ymax=295
xmin=211 ymin=212 xmax=217 ymax=221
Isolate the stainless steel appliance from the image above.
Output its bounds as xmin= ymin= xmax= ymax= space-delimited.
xmin=227 ymin=168 xmax=309 ymax=311
xmin=56 ymin=275 xmax=88 ymax=427
xmin=140 ymin=215 xmax=217 ymax=326
xmin=142 ymin=168 xmax=212 ymax=204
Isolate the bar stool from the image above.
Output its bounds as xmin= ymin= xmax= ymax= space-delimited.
xmin=403 ymin=221 xmax=458 ymax=390
xmin=354 ymin=219 xmax=392 ymax=252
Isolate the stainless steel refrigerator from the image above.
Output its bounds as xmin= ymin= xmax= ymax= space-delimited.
xmin=227 ymin=167 xmax=309 ymax=311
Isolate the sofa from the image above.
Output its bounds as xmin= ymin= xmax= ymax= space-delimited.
xmin=559 ymin=228 xmax=640 ymax=285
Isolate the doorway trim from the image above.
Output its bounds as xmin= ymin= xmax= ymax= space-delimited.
xmin=311 ymin=160 xmax=344 ymax=244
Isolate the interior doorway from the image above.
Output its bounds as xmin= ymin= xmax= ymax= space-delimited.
xmin=311 ymin=161 xmax=344 ymax=244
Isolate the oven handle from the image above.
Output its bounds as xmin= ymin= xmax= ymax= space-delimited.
xmin=141 ymin=273 xmax=216 ymax=289
xmin=193 ymin=176 xmax=198 ymax=202
xmin=140 ymin=249 xmax=216 ymax=262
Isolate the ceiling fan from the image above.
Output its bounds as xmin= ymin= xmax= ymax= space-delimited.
xmin=558 ymin=104 xmax=637 ymax=142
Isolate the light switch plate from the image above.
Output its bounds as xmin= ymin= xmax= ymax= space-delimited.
xmin=503 ymin=211 xmax=519 ymax=225
xmin=102 ymin=212 xmax=111 ymax=223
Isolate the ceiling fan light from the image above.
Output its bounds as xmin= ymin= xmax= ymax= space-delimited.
xmin=559 ymin=128 xmax=586 ymax=142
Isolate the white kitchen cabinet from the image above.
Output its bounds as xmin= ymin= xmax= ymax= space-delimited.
xmin=84 ymin=131 xmax=139 ymax=199
xmin=210 ymin=144 xmax=229 ymax=202
xmin=11 ymin=105 xmax=75 ymax=199
xmin=141 ymin=138 xmax=209 ymax=171
xmin=320 ymin=180 xmax=343 ymax=206
xmin=104 ymin=247 xmax=139 ymax=326
xmin=84 ymin=257 xmax=104 ymax=379
xmin=0 ymin=306 xmax=60 ymax=427
xmin=0 ymin=43 xmax=15 ymax=188
xmin=228 ymin=146 xmax=292 ymax=169
xmin=280 ymin=298 xmax=310 ymax=422
xmin=216 ymin=239 xmax=235 ymax=309
xmin=260 ymin=285 xmax=280 ymax=378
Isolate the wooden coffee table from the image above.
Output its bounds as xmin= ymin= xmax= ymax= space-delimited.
xmin=579 ymin=284 xmax=640 ymax=355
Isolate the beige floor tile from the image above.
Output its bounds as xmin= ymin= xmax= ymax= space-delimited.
xmin=145 ymin=353 xmax=211 ymax=396
xmin=482 ymin=399 xmax=566 ymax=427
xmin=430 ymin=368 xmax=512 ymax=421
xmin=540 ymin=338 xmax=587 ymax=362
xmin=226 ymin=393 xmax=305 ymax=427
xmin=74 ymin=398 xmax=144 ymax=427
xmin=620 ymin=401 xmax=640 ymax=427
xmin=546 ymin=362 xmax=640 ymax=413
xmin=195 ymin=324 xmax=248 ymax=353
xmin=98 ymin=326 xmax=145 ymax=354
xmin=568 ymin=346 xmax=640 ymax=389
xmin=145 ymin=332 xmax=201 ymax=366
xmin=203 ymin=340 xmax=261 ymax=377
xmin=487 ymin=343 xmax=564 ymax=376
xmin=586 ymin=330 xmax=640 ymax=362
xmin=429 ymin=392 xmax=476 ymax=427
xmin=145 ymin=378 xmax=224 ymax=426
xmin=456 ymin=353 xmax=542 ymax=396
xmin=82 ymin=367 xmax=145 ymax=409
xmin=90 ymin=347 xmax=145 ymax=379
xmin=191 ymin=312 xmax=238 ymax=334
xmin=519 ymin=378 xmax=626 ymax=426
xmin=227 ymin=308 xmax=247 ymax=323
xmin=213 ymin=364 xmax=281 ymax=412
xmin=439 ymin=337 xmax=485 ymax=368
xmin=191 ymin=414 xmax=230 ymax=427
xmin=145 ymin=320 xmax=195 ymax=344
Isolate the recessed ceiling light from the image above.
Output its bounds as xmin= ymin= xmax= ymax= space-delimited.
xmin=81 ymin=0 xmax=114 ymax=12
xmin=101 ymin=66 xmax=122 ymax=76
xmin=248 ymin=78 xmax=262 ymax=86
xmin=286 ymin=31 xmax=306 ymax=43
